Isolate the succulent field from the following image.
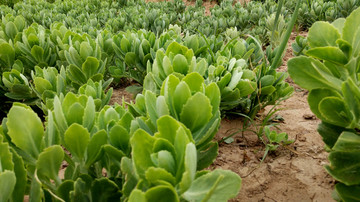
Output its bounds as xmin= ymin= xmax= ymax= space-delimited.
xmin=0 ymin=0 xmax=360 ymax=201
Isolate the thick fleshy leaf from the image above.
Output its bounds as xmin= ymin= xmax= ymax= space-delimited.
xmin=145 ymin=185 xmax=179 ymax=202
xmin=58 ymin=180 xmax=74 ymax=202
xmin=129 ymin=189 xmax=146 ymax=202
xmin=182 ymin=72 xmax=204 ymax=94
xmin=179 ymin=143 xmax=197 ymax=194
xmin=109 ymin=125 xmax=130 ymax=153
xmin=173 ymin=54 xmax=189 ymax=75
xmin=86 ymin=130 xmax=107 ymax=167
xmin=82 ymin=57 xmax=99 ymax=79
xmin=0 ymin=171 xmax=16 ymax=202
xmin=308 ymin=89 xmax=342 ymax=121
xmin=306 ymin=47 xmax=348 ymax=65
xmin=180 ymin=93 xmax=212 ymax=132
xmin=318 ymin=97 xmax=352 ymax=127
xmin=343 ymin=7 xmax=360 ymax=56
xmin=130 ymin=129 xmax=156 ymax=178
xmin=10 ymin=148 xmax=27 ymax=202
xmin=173 ymin=81 xmax=191 ymax=116
xmin=145 ymin=167 xmax=176 ymax=186
xmin=182 ymin=169 xmax=241 ymax=202
xmin=288 ymin=56 xmax=342 ymax=91
xmin=91 ymin=178 xmax=121 ymax=201
xmin=307 ymin=21 xmax=340 ymax=48
xmin=36 ymin=145 xmax=64 ymax=182
xmin=0 ymin=137 xmax=14 ymax=171
xmin=326 ymin=132 xmax=360 ymax=185
xmin=64 ymin=123 xmax=90 ymax=161
xmin=0 ymin=42 xmax=15 ymax=67
xmin=7 ymin=104 xmax=44 ymax=158
xmin=80 ymin=42 xmax=93 ymax=61
xmin=335 ymin=183 xmax=360 ymax=202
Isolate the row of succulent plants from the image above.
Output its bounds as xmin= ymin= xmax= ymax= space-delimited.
xmin=288 ymin=7 xmax=360 ymax=201
xmin=1 ymin=0 xmax=359 ymax=45
xmin=0 ymin=12 xmax=293 ymax=120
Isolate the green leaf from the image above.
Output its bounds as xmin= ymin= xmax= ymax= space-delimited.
xmin=237 ymin=80 xmax=256 ymax=97
xmin=342 ymin=7 xmax=360 ymax=56
xmin=335 ymin=183 xmax=360 ymax=202
xmin=205 ymin=83 xmax=220 ymax=114
xmin=82 ymin=57 xmax=99 ymax=79
xmin=196 ymin=142 xmax=218 ymax=170
xmin=179 ymin=143 xmax=197 ymax=194
xmin=5 ymin=22 xmax=17 ymax=39
xmin=86 ymin=130 xmax=107 ymax=167
xmin=180 ymin=93 xmax=212 ymax=132
xmin=288 ymin=56 xmax=342 ymax=91
xmin=172 ymin=81 xmax=191 ymax=116
xmin=0 ymin=171 xmax=16 ymax=202
xmin=308 ymin=89 xmax=341 ymax=120
xmin=307 ymin=21 xmax=340 ymax=48
xmin=145 ymin=185 xmax=179 ymax=202
xmin=0 ymin=137 xmax=14 ymax=171
xmin=34 ymin=77 xmax=53 ymax=94
xmin=31 ymin=45 xmax=44 ymax=62
xmin=66 ymin=102 xmax=85 ymax=125
xmin=182 ymin=72 xmax=204 ymax=94
xmin=80 ymin=42 xmax=93 ymax=61
xmin=173 ymin=54 xmax=189 ymax=75
xmin=58 ymin=180 xmax=74 ymax=202
xmin=306 ymin=47 xmax=348 ymax=65
xmin=91 ymin=178 xmax=121 ymax=201
xmin=130 ymin=129 xmax=156 ymax=178
xmin=145 ymin=167 xmax=176 ymax=186
xmin=7 ymin=104 xmax=44 ymax=159
xmin=318 ymin=97 xmax=352 ymax=127
xmin=68 ymin=64 xmax=87 ymax=85
xmin=317 ymin=122 xmax=347 ymax=149
xmin=331 ymin=18 xmax=345 ymax=34
xmin=82 ymin=96 xmax=95 ymax=133
xmin=0 ymin=42 xmax=15 ymax=67
xmin=182 ymin=169 xmax=241 ymax=202
xmin=326 ymin=132 xmax=360 ymax=185
xmin=36 ymin=145 xmax=64 ymax=182
xmin=10 ymin=148 xmax=27 ymax=202
xmin=109 ymin=125 xmax=130 ymax=153
xmin=64 ymin=123 xmax=90 ymax=161
xmin=129 ymin=189 xmax=146 ymax=202
xmin=30 ymin=174 xmax=43 ymax=202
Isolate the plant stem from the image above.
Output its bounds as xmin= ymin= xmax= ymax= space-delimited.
xmin=271 ymin=0 xmax=303 ymax=70
xmin=271 ymin=0 xmax=284 ymax=43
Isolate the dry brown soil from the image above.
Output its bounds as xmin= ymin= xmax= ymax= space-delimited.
xmin=110 ymin=31 xmax=336 ymax=201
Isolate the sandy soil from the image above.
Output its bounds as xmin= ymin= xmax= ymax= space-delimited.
xmin=110 ymin=31 xmax=335 ymax=201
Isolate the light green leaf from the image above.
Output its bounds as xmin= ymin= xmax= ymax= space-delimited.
xmin=131 ymin=129 xmax=156 ymax=178
xmin=86 ymin=130 xmax=107 ymax=167
xmin=173 ymin=54 xmax=189 ymax=75
xmin=145 ymin=185 xmax=179 ymax=202
xmin=179 ymin=143 xmax=197 ymax=194
xmin=145 ymin=167 xmax=176 ymax=186
xmin=307 ymin=21 xmax=340 ymax=48
xmin=82 ymin=56 xmax=99 ymax=80
xmin=180 ymin=93 xmax=212 ymax=132
xmin=182 ymin=169 xmax=241 ymax=202
xmin=342 ymin=7 xmax=360 ymax=56
xmin=0 ymin=171 xmax=16 ymax=202
xmin=288 ymin=56 xmax=342 ymax=91
xmin=306 ymin=47 xmax=348 ymax=65
xmin=326 ymin=132 xmax=360 ymax=185
xmin=64 ymin=123 xmax=90 ymax=161
xmin=7 ymin=104 xmax=44 ymax=159
xmin=36 ymin=145 xmax=64 ymax=182
xmin=129 ymin=190 xmax=146 ymax=202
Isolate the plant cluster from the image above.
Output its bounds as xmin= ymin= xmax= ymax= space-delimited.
xmin=288 ymin=7 xmax=360 ymax=201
